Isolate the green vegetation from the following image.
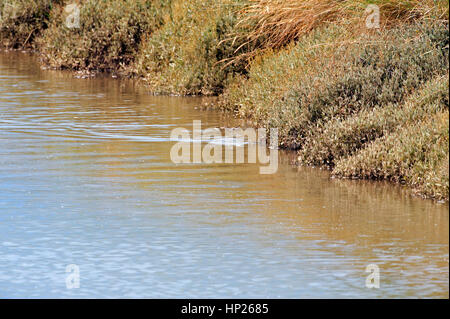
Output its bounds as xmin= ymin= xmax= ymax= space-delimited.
xmin=223 ymin=22 xmax=449 ymax=148
xmin=132 ymin=0 xmax=258 ymax=95
xmin=38 ymin=0 xmax=169 ymax=71
xmin=0 ymin=0 xmax=62 ymax=48
xmin=333 ymin=109 xmax=449 ymax=201
xmin=0 ymin=0 xmax=448 ymax=200
xmin=298 ymin=74 xmax=449 ymax=167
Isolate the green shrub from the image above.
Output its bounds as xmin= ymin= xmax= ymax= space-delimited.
xmin=0 ymin=0 xmax=62 ymax=48
xmin=38 ymin=0 xmax=169 ymax=71
xmin=298 ymin=74 xmax=449 ymax=166
xmin=282 ymin=23 xmax=448 ymax=148
xmin=222 ymin=22 xmax=449 ymax=149
xmin=133 ymin=0 xmax=256 ymax=95
xmin=333 ymin=110 xmax=449 ymax=200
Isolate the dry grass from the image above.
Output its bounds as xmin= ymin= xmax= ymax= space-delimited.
xmin=223 ymin=0 xmax=449 ymax=64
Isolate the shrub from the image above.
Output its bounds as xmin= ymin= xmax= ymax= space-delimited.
xmin=38 ymin=0 xmax=169 ymax=71
xmin=222 ymin=21 xmax=449 ymax=149
xmin=133 ymin=0 xmax=257 ymax=95
xmin=333 ymin=110 xmax=449 ymax=201
xmin=0 ymin=0 xmax=62 ymax=48
xmin=297 ymin=74 xmax=449 ymax=166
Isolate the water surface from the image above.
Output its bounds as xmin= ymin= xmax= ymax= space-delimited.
xmin=0 ymin=52 xmax=448 ymax=298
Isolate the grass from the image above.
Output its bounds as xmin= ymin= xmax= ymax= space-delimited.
xmin=225 ymin=0 xmax=449 ymax=64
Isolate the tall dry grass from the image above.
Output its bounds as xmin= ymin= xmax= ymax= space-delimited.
xmin=223 ymin=0 xmax=449 ymax=64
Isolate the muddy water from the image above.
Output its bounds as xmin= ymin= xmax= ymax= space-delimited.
xmin=0 ymin=52 xmax=448 ymax=298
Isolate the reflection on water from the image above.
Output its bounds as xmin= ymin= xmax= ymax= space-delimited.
xmin=0 ymin=52 xmax=448 ymax=298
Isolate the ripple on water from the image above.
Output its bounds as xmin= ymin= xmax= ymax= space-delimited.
xmin=0 ymin=52 xmax=448 ymax=298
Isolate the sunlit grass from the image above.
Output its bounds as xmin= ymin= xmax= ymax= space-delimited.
xmin=225 ymin=0 xmax=449 ymax=63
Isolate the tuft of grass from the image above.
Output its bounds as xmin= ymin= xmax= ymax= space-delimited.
xmin=38 ymin=0 xmax=169 ymax=72
xmin=333 ymin=109 xmax=449 ymax=201
xmin=0 ymin=0 xmax=62 ymax=49
xmin=227 ymin=0 xmax=449 ymax=63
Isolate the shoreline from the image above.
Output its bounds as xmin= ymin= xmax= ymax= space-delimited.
xmin=1 ymin=0 xmax=448 ymax=201
xmin=0 ymin=48 xmax=446 ymax=204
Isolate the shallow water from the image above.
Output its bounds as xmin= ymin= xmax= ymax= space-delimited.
xmin=0 ymin=52 xmax=448 ymax=298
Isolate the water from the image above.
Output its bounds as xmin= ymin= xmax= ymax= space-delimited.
xmin=0 ymin=52 xmax=448 ymax=298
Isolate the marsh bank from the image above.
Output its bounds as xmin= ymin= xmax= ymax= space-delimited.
xmin=1 ymin=0 xmax=448 ymax=200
